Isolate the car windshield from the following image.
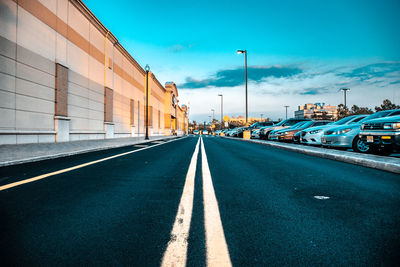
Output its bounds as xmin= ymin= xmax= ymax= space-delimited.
xmin=291 ymin=121 xmax=307 ymax=128
xmin=359 ymin=111 xmax=392 ymax=123
xmin=275 ymin=120 xmax=288 ymax=126
xmin=332 ymin=116 xmax=357 ymax=125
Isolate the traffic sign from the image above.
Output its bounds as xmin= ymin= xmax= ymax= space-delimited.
xmin=223 ymin=115 xmax=230 ymax=122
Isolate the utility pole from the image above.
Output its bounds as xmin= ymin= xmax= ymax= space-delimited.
xmin=340 ymin=87 xmax=350 ymax=110
xmin=260 ymin=114 xmax=264 ymax=121
xmin=211 ymin=109 xmax=215 ymax=122
xmin=284 ymin=105 xmax=290 ymax=119
xmin=218 ymin=94 xmax=223 ymax=123
xmin=237 ymin=50 xmax=248 ymax=124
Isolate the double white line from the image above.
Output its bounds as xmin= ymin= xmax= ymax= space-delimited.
xmin=162 ymin=137 xmax=232 ymax=267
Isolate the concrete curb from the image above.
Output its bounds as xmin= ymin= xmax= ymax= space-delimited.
xmin=0 ymin=136 xmax=183 ymax=168
xmin=221 ymin=136 xmax=400 ymax=174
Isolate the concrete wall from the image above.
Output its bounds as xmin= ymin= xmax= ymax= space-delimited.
xmin=0 ymin=0 xmax=187 ymax=144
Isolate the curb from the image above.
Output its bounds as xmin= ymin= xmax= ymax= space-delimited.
xmin=221 ymin=136 xmax=400 ymax=174
xmin=0 ymin=136 xmax=183 ymax=167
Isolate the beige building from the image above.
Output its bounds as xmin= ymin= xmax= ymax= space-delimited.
xmin=295 ymin=103 xmax=337 ymax=120
xmin=0 ymin=0 xmax=188 ymax=145
xmin=228 ymin=116 xmax=269 ymax=124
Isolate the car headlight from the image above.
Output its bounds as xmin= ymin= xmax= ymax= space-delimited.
xmin=309 ymin=129 xmax=321 ymax=134
xmin=384 ymin=123 xmax=400 ymax=129
xmin=333 ymin=128 xmax=352 ymax=135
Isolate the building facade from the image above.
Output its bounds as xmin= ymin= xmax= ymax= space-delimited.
xmin=295 ymin=103 xmax=337 ymax=120
xmin=0 ymin=0 xmax=188 ymax=145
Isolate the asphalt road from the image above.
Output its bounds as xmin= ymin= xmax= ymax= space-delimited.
xmin=1 ymin=135 xmax=399 ymax=266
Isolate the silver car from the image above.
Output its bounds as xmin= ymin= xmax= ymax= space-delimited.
xmin=300 ymin=115 xmax=366 ymax=146
xmin=321 ymin=109 xmax=400 ymax=152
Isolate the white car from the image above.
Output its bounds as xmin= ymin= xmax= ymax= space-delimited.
xmin=202 ymin=130 xmax=209 ymax=135
xmin=300 ymin=115 xmax=367 ymax=145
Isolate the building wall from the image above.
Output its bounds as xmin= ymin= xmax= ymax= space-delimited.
xmin=0 ymin=0 xmax=186 ymax=144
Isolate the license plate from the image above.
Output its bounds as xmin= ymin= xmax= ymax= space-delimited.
xmin=366 ymin=136 xmax=374 ymax=143
xmin=381 ymin=136 xmax=391 ymax=140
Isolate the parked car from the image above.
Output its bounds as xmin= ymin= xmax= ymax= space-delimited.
xmin=359 ymin=115 xmax=400 ymax=155
xmin=321 ymin=109 xmax=400 ymax=153
xmin=193 ymin=130 xmax=199 ymax=135
xmin=259 ymin=118 xmax=311 ymax=140
xmin=300 ymin=115 xmax=367 ymax=146
xmin=203 ymin=130 xmax=209 ymax=135
xmin=269 ymin=121 xmax=310 ymax=141
xmin=231 ymin=127 xmax=247 ymax=137
xmin=271 ymin=120 xmax=332 ymax=142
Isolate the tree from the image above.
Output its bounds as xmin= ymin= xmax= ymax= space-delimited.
xmin=336 ymin=104 xmax=349 ymax=120
xmin=375 ymin=99 xmax=400 ymax=112
xmin=350 ymin=105 xmax=373 ymax=115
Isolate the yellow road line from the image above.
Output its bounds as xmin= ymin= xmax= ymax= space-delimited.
xmin=201 ymin=137 xmax=232 ymax=267
xmin=161 ymin=137 xmax=200 ymax=267
xmin=0 ymin=138 xmax=181 ymax=192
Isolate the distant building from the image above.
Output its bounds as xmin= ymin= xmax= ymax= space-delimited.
xmin=295 ymin=103 xmax=337 ymax=120
xmin=229 ymin=116 xmax=269 ymax=124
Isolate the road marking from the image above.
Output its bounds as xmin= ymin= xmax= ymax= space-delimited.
xmin=134 ymin=144 xmax=148 ymax=147
xmin=161 ymin=137 xmax=200 ymax=267
xmin=0 ymin=138 xmax=183 ymax=192
xmin=201 ymin=137 xmax=232 ymax=267
xmin=314 ymin=196 xmax=330 ymax=200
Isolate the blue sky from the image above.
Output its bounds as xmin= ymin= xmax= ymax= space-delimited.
xmin=84 ymin=0 xmax=400 ymax=121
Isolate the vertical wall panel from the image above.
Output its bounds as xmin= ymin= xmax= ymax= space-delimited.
xmin=55 ymin=63 xmax=68 ymax=116
xmin=104 ymin=86 xmax=113 ymax=122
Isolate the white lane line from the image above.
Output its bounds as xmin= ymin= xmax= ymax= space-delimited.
xmin=0 ymin=138 xmax=183 ymax=192
xmin=161 ymin=137 xmax=200 ymax=267
xmin=201 ymin=137 xmax=232 ymax=267
xmin=314 ymin=195 xmax=330 ymax=200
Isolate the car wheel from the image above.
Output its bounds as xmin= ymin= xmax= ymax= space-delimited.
xmin=352 ymin=136 xmax=369 ymax=153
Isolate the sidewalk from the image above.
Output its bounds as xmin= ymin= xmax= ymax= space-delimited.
xmin=0 ymin=135 xmax=180 ymax=167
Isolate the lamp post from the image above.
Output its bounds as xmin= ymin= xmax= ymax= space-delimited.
xmin=260 ymin=114 xmax=264 ymax=121
xmin=284 ymin=105 xmax=289 ymax=119
xmin=218 ymin=94 xmax=223 ymax=124
xmin=237 ymin=49 xmax=248 ymax=124
xmin=211 ymin=109 xmax=215 ymax=122
xmin=340 ymin=87 xmax=350 ymax=110
xmin=145 ymin=64 xmax=150 ymax=140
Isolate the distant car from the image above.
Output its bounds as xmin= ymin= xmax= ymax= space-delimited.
xmin=321 ymin=109 xmax=400 ymax=153
xmin=271 ymin=120 xmax=331 ymax=142
xmin=259 ymin=118 xmax=311 ymax=140
xmin=300 ymin=115 xmax=367 ymax=146
xmin=202 ymin=130 xmax=209 ymax=135
xmin=193 ymin=130 xmax=199 ymax=135
xmin=359 ymin=115 xmax=400 ymax=155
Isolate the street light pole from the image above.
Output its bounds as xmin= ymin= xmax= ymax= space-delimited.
xmin=260 ymin=114 xmax=263 ymax=121
xmin=145 ymin=64 xmax=150 ymax=140
xmin=340 ymin=87 xmax=350 ymax=110
xmin=218 ymin=94 xmax=223 ymax=123
xmin=284 ymin=105 xmax=289 ymax=119
xmin=211 ymin=109 xmax=215 ymax=121
xmin=237 ymin=50 xmax=248 ymax=124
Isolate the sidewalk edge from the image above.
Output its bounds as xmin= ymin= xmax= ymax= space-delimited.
xmin=0 ymin=136 xmax=182 ymax=167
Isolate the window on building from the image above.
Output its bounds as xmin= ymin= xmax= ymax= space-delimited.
xmin=130 ymin=99 xmax=134 ymax=125
xmin=149 ymin=106 xmax=153 ymax=127
xmin=158 ymin=110 xmax=161 ymax=129
xmin=137 ymin=101 xmax=140 ymax=127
